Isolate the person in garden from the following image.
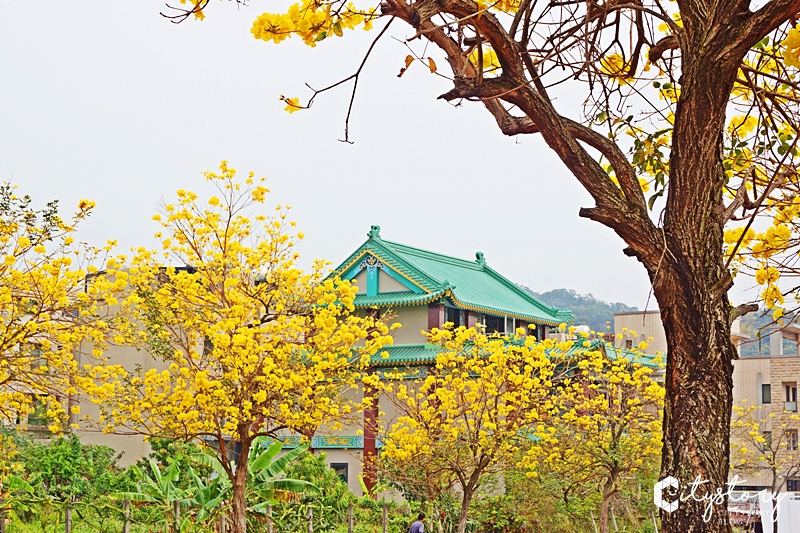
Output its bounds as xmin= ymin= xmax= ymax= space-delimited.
xmin=408 ymin=513 xmax=425 ymax=533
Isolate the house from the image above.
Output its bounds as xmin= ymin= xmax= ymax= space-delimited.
xmin=13 ymin=226 xmax=576 ymax=497
xmin=316 ymin=225 xmax=575 ymax=494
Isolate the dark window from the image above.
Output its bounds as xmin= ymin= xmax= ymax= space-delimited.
xmin=29 ymin=347 xmax=46 ymax=372
xmin=27 ymin=395 xmax=48 ymax=427
xmin=331 ymin=463 xmax=348 ymax=483
xmin=788 ymin=479 xmax=800 ymax=491
xmin=790 ymin=430 xmax=799 ymax=451
xmin=763 ymin=384 xmax=772 ymax=404
xmin=444 ymin=307 xmax=463 ymax=328
xmin=763 ymin=431 xmax=773 ymax=448
xmin=625 ymin=339 xmax=633 ymax=349
xmin=484 ymin=316 xmax=502 ymax=334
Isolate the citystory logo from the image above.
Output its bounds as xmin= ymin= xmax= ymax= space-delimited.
xmin=652 ymin=475 xmax=789 ymax=523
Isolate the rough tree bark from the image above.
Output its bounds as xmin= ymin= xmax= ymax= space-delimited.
xmin=375 ymin=0 xmax=800 ymax=530
xmin=230 ymin=436 xmax=252 ymax=533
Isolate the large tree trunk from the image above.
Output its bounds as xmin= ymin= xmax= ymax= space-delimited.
xmin=649 ymin=33 xmax=743 ymax=531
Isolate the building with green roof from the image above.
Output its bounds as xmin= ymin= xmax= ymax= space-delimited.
xmin=331 ymin=225 xmax=574 ymax=367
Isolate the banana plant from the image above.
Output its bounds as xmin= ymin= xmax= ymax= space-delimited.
xmin=115 ymin=459 xmax=193 ymax=533
xmin=191 ymin=438 xmax=320 ymax=515
xmin=186 ymin=467 xmax=227 ymax=525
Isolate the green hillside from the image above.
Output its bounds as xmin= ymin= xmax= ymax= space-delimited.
xmin=521 ymin=287 xmax=639 ymax=332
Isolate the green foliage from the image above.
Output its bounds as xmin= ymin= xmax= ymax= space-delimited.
xmin=522 ymin=288 xmax=637 ymax=332
xmin=18 ymin=434 xmax=132 ymax=503
xmin=137 ymin=438 xmax=212 ymax=490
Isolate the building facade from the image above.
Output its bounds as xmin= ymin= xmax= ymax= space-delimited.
xmin=614 ymin=309 xmax=800 ymax=498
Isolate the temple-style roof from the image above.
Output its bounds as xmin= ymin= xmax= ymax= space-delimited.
xmin=370 ymin=339 xmax=661 ymax=369
xmin=331 ymin=225 xmax=574 ymax=326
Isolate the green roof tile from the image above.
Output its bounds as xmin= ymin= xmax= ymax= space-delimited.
xmin=354 ymin=291 xmax=444 ymax=308
xmin=332 ymin=227 xmax=573 ymax=326
xmin=371 ymin=339 xmax=660 ymax=369
xmin=372 ymin=343 xmax=440 ymax=365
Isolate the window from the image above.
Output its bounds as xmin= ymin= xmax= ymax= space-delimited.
xmin=789 ymin=430 xmax=799 ymax=451
xmin=625 ymin=339 xmax=633 ymax=349
xmin=789 ymin=479 xmax=800 ymax=492
xmin=29 ymin=347 xmax=46 ymax=372
xmin=785 ymin=383 xmax=798 ymax=412
xmin=484 ymin=316 xmax=503 ymax=334
xmin=763 ymin=431 xmax=773 ymax=448
xmin=331 ymin=463 xmax=348 ymax=484
xmin=763 ymin=384 xmax=772 ymax=404
xmin=26 ymin=395 xmax=48 ymax=427
xmin=444 ymin=307 xmax=464 ymax=328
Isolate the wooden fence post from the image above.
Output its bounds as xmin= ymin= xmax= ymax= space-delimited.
xmin=123 ymin=498 xmax=130 ymax=533
xmin=307 ymin=506 xmax=313 ymax=533
xmin=347 ymin=502 xmax=354 ymax=533
xmin=382 ymin=502 xmax=387 ymax=533
xmin=64 ymin=502 xmax=73 ymax=533
xmin=173 ymin=501 xmax=180 ymax=533
xmin=610 ymin=506 xmax=619 ymax=532
xmin=218 ymin=514 xmax=226 ymax=533
xmin=589 ymin=510 xmax=599 ymax=533
xmin=266 ymin=504 xmax=273 ymax=533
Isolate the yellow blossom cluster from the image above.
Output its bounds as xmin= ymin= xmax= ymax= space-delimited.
xmin=251 ymin=1 xmax=374 ymax=47
xmin=731 ymin=403 xmax=800 ymax=486
xmin=0 ymin=183 xmax=127 ymax=431
xmin=526 ymin=342 xmax=663 ymax=511
xmin=79 ymin=162 xmax=392 ymax=450
xmin=378 ymin=326 xmax=663 ymax=531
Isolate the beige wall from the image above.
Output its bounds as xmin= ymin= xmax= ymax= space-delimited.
xmin=71 ymin=342 xmax=170 ymax=467
xmin=733 ymin=357 xmax=771 ymax=406
xmin=352 ymin=270 xmax=367 ymax=291
xmin=390 ymin=306 xmax=429 ymax=345
xmin=614 ymin=311 xmax=667 ymax=356
xmin=379 ymin=270 xmax=408 ymax=293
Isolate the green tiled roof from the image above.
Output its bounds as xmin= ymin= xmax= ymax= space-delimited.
xmin=332 ymin=226 xmax=573 ymax=326
xmin=372 ymin=343 xmax=440 ymax=366
xmin=371 ymin=339 xmax=660 ymax=369
xmin=352 ymin=291 xmax=444 ymax=308
xmin=550 ymin=338 xmax=662 ymax=369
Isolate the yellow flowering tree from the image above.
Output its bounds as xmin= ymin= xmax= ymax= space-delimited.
xmin=0 ymin=183 xmax=123 ymax=431
xmin=78 ymin=163 xmax=392 ymax=533
xmin=531 ymin=344 xmax=664 ymax=533
xmin=162 ymin=0 xmax=800 ymax=529
xmin=379 ymin=326 xmax=570 ymax=533
xmin=731 ymin=403 xmax=800 ymax=529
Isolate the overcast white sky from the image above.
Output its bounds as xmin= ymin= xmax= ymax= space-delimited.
xmin=0 ymin=0 xmax=761 ymax=309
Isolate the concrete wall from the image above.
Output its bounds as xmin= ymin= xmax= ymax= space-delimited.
xmin=614 ymin=311 xmax=667 ymax=356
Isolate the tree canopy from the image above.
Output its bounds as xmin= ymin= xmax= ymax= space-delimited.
xmin=162 ymin=0 xmax=800 ymax=530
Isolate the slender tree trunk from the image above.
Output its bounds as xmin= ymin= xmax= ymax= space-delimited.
xmin=599 ymin=479 xmax=614 ymax=533
xmin=456 ymin=486 xmax=474 ymax=533
xmin=771 ymin=492 xmax=779 ymax=533
xmin=231 ymin=437 xmax=252 ymax=533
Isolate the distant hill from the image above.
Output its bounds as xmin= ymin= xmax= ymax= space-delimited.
xmin=520 ymin=287 xmax=639 ymax=332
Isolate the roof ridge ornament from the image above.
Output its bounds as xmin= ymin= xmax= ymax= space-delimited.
xmin=368 ymin=225 xmax=382 ymax=240
xmin=475 ymin=251 xmax=486 ymax=267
